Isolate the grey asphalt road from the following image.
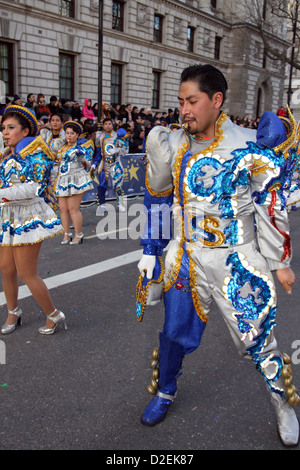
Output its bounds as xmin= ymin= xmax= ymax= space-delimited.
xmin=0 ymin=197 xmax=299 ymax=453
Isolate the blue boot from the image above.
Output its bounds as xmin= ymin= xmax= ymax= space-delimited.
xmin=141 ymin=394 xmax=174 ymax=426
xmin=141 ymin=333 xmax=185 ymax=426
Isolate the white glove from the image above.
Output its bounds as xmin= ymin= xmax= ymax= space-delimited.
xmin=0 ymin=181 xmax=40 ymax=201
xmin=90 ymin=164 xmax=98 ymax=178
xmin=108 ymin=148 xmax=120 ymax=156
xmin=137 ymin=254 xmax=156 ymax=280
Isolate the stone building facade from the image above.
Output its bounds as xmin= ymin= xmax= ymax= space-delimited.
xmin=0 ymin=0 xmax=290 ymax=119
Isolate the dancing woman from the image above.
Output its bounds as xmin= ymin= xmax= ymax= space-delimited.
xmin=0 ymin=105 xmax=66 ymax=335
xmin=55 ymin=121 xmax=94 ymax=245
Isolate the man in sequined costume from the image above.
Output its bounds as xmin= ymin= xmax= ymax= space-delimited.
xmin=92 ymin=119 xmax=129 ymax=214
xmin=138 ymin=64 xmax=299 ymax=446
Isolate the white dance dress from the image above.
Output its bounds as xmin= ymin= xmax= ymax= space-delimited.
xmin=0 ymin=135 xmax=62 ymax=246
xmin=55 ymin=139 xmax=94 ymax=197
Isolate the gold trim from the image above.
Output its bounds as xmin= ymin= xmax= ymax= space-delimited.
xmin=18 ymin=135 xmax=56 ymax=161
xmin=80 ymin=138 xmax=95 ymax=150
xmin=274 ymin=105 xmax=298 ymax=157
xmin=163 ymin=244 xmax=184 ymax=292
xmin=193 ymin=216 xmax=226 ymax=247
xmin=173 ymin=142 xmax=189 ymax=203
xmin=145 ymin=161 xmax=173 ymax=197
xmin=182 ymin=111 xmax=226 ymax=208
xmin=0 ymin=228 xmax=63 ymax=247
xmin=188 ymin=249 xmax=208 ymax=323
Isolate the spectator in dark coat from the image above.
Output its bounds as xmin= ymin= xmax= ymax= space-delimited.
xmin=129 ymin=125 xmax=145 ymax=153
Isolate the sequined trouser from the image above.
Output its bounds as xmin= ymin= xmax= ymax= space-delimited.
xmin=97 ymin=160 xmax=124 ymax=205
xmin=162 ymin=238 xmax=286 ymax=398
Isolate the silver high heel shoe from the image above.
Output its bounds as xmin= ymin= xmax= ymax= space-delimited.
xmin=61 ymin=233 xmax=72 ymax=245
xmin=1 ymin=306 xmax=23 ymax=335
xmin=38 ymin=309 xmax=67 ymax=335
xmin=69 ymin=232 xmax=84 ymax=245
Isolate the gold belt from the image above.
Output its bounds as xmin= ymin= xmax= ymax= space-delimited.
xmin=183 ymin=214 xmax=255 ymax=247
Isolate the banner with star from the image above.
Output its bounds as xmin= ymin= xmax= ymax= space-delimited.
xmin=82 ymin=153 xmax=146 ymax=202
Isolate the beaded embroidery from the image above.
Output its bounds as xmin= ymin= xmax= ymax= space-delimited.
xmin=222 ymin=251 xmax=284 ymax=396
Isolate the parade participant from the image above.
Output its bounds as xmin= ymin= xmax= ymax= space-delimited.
xmin=0 ymin=105 xmax=66 ymax=335
xmin=92 ymin=118 xmax=117 ymax=215
xmin=137 ymin=64 xmax=300 ymax=446
xmin=40 ymin=113 xmax=65 ymax=156
xmin=92 ymin=125 xmax=130 ymax=213
xmin=55 ymin=121 xmax=94 ymax=245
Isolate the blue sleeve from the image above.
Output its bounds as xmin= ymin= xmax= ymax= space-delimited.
xmin=141 ymin=186 xmax=173 ymax=255
xmin=93 ymin=146 xmax=102 ymax=165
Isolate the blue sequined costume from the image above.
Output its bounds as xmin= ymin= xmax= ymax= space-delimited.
xmin=0 ymin=135 xmax=62 ymax=245
xmin=55 ymin=139 xmax=94 ymax=197
xmin=93 ymin=128 xmax=130 ymax=208
xmin=141 ymin=111 xmax=298 ymax=411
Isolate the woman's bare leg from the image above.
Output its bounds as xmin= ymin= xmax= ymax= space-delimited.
xmin=0 ymin=246 xmax=19 ymax=325
xmin=58 ymin=196 xmax=71 ymax=241
xmin=13 ymin=243 xmax=58 ymax=328
xmin=67 ymin=193 xmax=84 ymax=241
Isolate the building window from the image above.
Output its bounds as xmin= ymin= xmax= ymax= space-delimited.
xmin=59 ymin=0 xmax=75 ymax=18
xmin=112 ymin=1 xmax=124 ymax=32
xmin=152 ymin=71 xmax=160 ymax=109
xmin=0 ymin=41 xmax=14 ymax=96
xmin=111 ymin=63 xmax=122 ymax=105
xmin=211 ymin=0 xmax=217 ymax=8
xmin=154 ymin=15 xmax=163 ymax=43
xmin=187 ymin=26 xmax=195 ymax=52
xmin=214 ymin=36 xmax=221 ymax=60
xmin=59 ymin=53 xmax=74 ymax=101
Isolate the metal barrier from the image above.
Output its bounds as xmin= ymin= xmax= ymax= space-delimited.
xmin=82 ymin=153 xmax=146 ymax=203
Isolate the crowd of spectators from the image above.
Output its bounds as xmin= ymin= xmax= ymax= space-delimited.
xmin=229 ymin=106 xmax=291 ymax=130
xmin=0 ymin=93 xmax=183 ymax=154
xmin=0 ymin=93 xmax=291 ymax=154
xmin=229 ymin=114 xmax=260 ymax=129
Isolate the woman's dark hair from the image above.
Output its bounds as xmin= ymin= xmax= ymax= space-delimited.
xmin=2 ymin=111 xmax=31 ymax=133
xmin=180 ymin=64 xmax=228 ymax=105
xmin=64 ymin=122 xmax=81 ymax=135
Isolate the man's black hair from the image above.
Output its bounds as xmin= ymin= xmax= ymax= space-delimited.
xmin=180 ymin=64 xmax=228 ymax=105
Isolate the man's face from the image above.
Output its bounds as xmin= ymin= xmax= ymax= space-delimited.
xmin=50 ymin=115 xmax=62 ymax=131
xmin=127 ymin=121 xmax=134 ymax=131
xmin=103 ymin=120 xmax=113 ymax=133
xmin=136 ymin=116 xmax=143 ymax=125
xmin=178 ymin=80 xmax=222 ymax=138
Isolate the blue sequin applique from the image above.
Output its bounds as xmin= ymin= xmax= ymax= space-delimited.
xmin=185 ymin=151 xmax=250 ymax=218
xmin=223 ymin=251 xmax=284 ymax=396
xmin=224 ymin=251 xmax=275 ymax=336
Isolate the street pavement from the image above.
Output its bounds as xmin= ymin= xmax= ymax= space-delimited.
xmin=0 ymin=197 xmax=300 ymax=452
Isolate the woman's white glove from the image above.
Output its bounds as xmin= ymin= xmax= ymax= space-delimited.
xmin=0 ymin=181 xmax=40 ymax=201
xmin=137 ymin=254 xmax=156 ymax=280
